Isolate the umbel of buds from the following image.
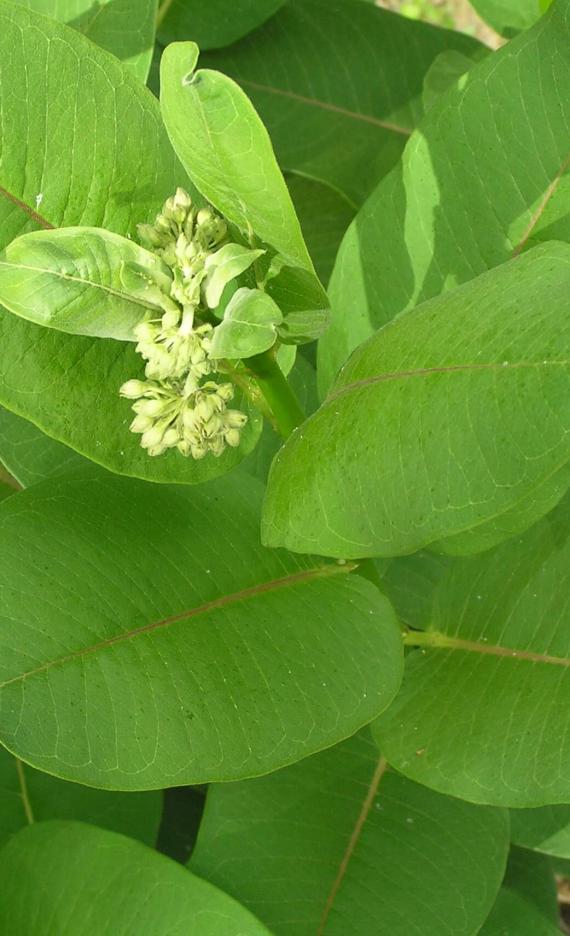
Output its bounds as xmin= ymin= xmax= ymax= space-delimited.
xmin=120 ymin=190 xmax=248 ymax=460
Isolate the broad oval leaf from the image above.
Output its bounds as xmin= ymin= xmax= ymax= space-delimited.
xmin=0 ymin=746 xmax=161 ymax=849
xmin=191 ymin=731 xmax=509 ymax=936
xmin=202 ymin=0 xmax=484 ymax=206
xmin=262 ymin=244 xmax=570 ymax=559
xmin=0 ymin=4 xmax=260 ymax=484
xmin=0 ymin=471 xmax=403 ymax=790
xmin=18 ymin=0 xmax=159 ymax=81
xmin=373 ymin=494 xmax=570 ymax=807
xmin=0 ymin=821 xmax=272 ymax=936
xmin=209 ymin=288 xmax=283 ymax=359
xmin=0 ymin=227 xmax=173 ymax=339
xmin=319 ymin=0 xmax=570 ymax=394
xmin=158 ymin=0 xmax=284 ymax=50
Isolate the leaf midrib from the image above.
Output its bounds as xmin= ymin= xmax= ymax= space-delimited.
xmin=330 ymin=358 xmax=570 ymax=400
xmin=404 ymin=630 xmax=570 ymax=667
xmin=237 ymin=79 xmax=412 ymax=136
xmin=0 ymin=561 xmax=355 ymax=689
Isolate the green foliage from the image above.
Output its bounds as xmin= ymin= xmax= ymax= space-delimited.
xmin=0 ymin=472 xmax=402 ymax=789
xmin=191 ymin=731 xmax=509 ymax=936
xmin=17 ymin=0 xmax=158 ymax=79
xmin=0 ymin=0 xmax=569 ymax=929
xmin=0 ymin=821 xmax=272 ymax=934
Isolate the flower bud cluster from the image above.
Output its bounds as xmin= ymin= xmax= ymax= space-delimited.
xmin=120 ymin=375 xmax=247 ymax=460
xmin=121 ymin=190 xmax=248 ymax=460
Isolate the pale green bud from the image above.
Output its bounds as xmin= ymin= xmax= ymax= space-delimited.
xmin=136 ymin=224 xmax=165 ymax=249
xmin=191 ymin=442 xmax=208 ymax=460
xmin=120 ymin=379 xmax=148 ymax=399
xmin=161 ymin=308 xmax=180 ymax=330
xmin=209 ymin=436 xmax=226 ymax=457
xmin=141 ymin=425 xmax=165 ymax=449
xmin=224 ymin=427 xmax=241 ymax=448
xmin=162 ymin=427 xmax=180 ymax=448
xmin=224 ymin=410 xmax=248 ymax=429
xmin=132 ymin=398 xmax=165 ymax=417
xmin=147 ymin=443 xmax=168 ymax=457
xmin=130 ymin=414 xmax=154 ymax=434
xmin=217 ymin=383 xmax=234 ymax=403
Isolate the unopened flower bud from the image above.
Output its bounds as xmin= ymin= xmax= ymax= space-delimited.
xmin=130 ymin=414 xmax=153 ymax=433
xmin=141 ymin=425 xmax=165 ymax=449
xmin=132 ymin=398 xmax=165 ymax=417
xmin=225 ymin=410 xmax=248 ymax=429
xmin=224 ymin=427 xmax=241 ymax=448
xmin=120 ymin=379 xmax=148 ymax=399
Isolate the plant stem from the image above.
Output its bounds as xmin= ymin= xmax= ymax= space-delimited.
xmin=247 ymin=350 xmax=305 ymax=439
xmin=156 ymin=0 xmax=175 ymax=29
xmin=15 ymin=759 xmax=34 ymax=824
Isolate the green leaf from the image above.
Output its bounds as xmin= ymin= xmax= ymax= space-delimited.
xmin=17 ymin=0 xmax=158 ymax=81
xmin=0 ymin=821 xmax=272 ymax=935
xmin=287 ymin=174 xmax=355 ymax=283
xmin=201 ymin=0 xmax=484 ymax=206
xmin=158 ymin=0 xmax=284 ymax=49
xmin=480 ymin=848 xmax=560 ymax=935
xmin=373 ymin=494 xmax=570 ymax=807
xmin=263 ymin=244 xmax=570 ymax=559
xmin=469 ymin=0 xmax=542 ymax=35
xmin=276 ymin=308 xmax=330 ymax=345
xmin=379 ymin=552 xmax=452 ymax=630
xmin=319 ymin=0 xmax=570 ymax=394
xmin=0 ymin=408 xmax=86 ymax=487
xmin=160 ymin=42 xmax=315 ymax=273
xmin=209 ymin=288 xmax=283 ymax=359
xmin=511 ymin=806 xmax=570 ymax=859
xmin=0 ymin=5 xmax=259 ymax=484
xmin=191 ymin=730 xmax=509 ymax=936
xmin=0 ymin=471 xmax=403 ymax=790
xmin=0 ymin=227 xmax=173 ymax=339
xmin=203 ymin=243 xmax=265 ymax=309
xmin=422 ymin=50 xmax=476 ymax=111
xmin=0 ymin=746 xmax=161 ymax=849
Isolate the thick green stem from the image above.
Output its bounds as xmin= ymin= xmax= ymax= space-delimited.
xmin=248 ymin=350 xmax=305 ymax=439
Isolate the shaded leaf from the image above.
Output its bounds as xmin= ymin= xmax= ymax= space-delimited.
xmin=17 ymin=0 xmax=158 ymax=81
xmin=191 ymin=730 xmax=509 ymax=936
xmin=422 ymin=50 xmax=476 ymax=111
xmin=202 ymin=0 xmax=483 ymax=206
xmin=511 ymin=805 xmax=570 ymax=859
xmin=263 ymin=244 xmax=570 ymax=559
xmin=0 ymin=821 xmax=271 ymax=935
xmin=480 ymin=847 xmax=560 ymax=935
xmin=0 ymin=471 xmax=403 ymax=790
xmin=319 ymin=0 xmax=570 ymax=394
xmin=0 ymin=227 xmax=173 ymax=339
xmin=287 ymin=174 xmax=355 ymax=283
xmin=0 ymin=746 xmax=161 ymax=849
xmin=373 ymin=494 xmax=570 ymax=806
xmin=469 ymin=0 xmax=542 ymax=35
xmin=158 ymin=0 xmax=284 ymax=50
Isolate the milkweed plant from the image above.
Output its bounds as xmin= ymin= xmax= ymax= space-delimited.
xmin=0 ymin=0 xmax=568 ymax=933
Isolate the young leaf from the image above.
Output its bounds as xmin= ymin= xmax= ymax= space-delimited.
xmin=22 ymin=0 xmax=159 ymax=81
xmin=0 ymin=227 xmax=173 ymax=340
xmin=262 ymin=244 xmax=570 ymax=559
xmin=319 ymin=0 xmax=570 ymax=394
xmin=0 ymin=822 xmax=272 ymax=935
xmin=0 ymin=471 xmax=403 ymax=790
xmin=373 ymin=495 xmax=570 ymax=807
xmin=209 ymin=288 xmax=283 ymax=359
xmin=0 ymin=747 xmax=161 ymax=849
xmin=158 ymin=0 xmax=284 ymax=49
xmin=203 ymin=243 xmax=265 ymax=309
xmin=190 ymin=731 xmax=509 ymax=936
xmin=277 ymin=308 xmax=330 ymax=345
xmin=201 ymin=0 xmax=485 ymax=206
xmin=159 ymin=42 xmax=315 ymax=274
